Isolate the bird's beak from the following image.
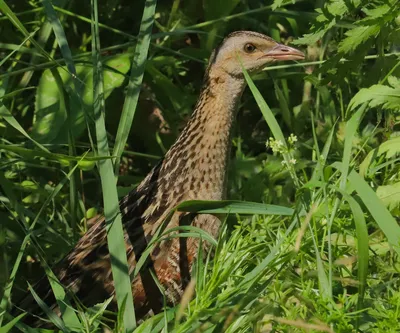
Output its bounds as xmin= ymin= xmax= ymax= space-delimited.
xmin=263 ymin=44 xmax=305 ymax=61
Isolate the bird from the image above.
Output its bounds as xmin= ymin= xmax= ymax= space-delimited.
xmin=14 ymin=31 xmax=304 ymax=326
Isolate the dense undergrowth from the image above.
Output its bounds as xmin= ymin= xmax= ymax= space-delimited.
xmin=1 ymin=0 xmax=400 ymax=332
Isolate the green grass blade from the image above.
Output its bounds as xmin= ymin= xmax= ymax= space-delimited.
xmin=0 ymin=0 xmax=61 ymax=68
xmin=41 ymin=0 xmax=85 ymax=235
xmin=159 ymin=226 xmax=218 ymax=247
xmin=310 ymin=121 xmax=335 ymax=183
xmin=326 ymin=103 xmax=368 ymax=293
xmin=0 ymin=143 xmax=113 ymax=164
xmin=0 ymin=313 xmax=26 ymax=333
xmin=133 ymin=199 xmax=293 ymax=278
xmin=112 ymin=0 xmax=157 ymax=174
xmin=177 ymin=200 xmax=294 ymax=215
xmin=0 ymin=1 xmax=39 ymax=46
xmin=315 ymin=247 xmax=331 ymax=299
xmin=27 ymin=283 xmax=70 ymax=332
xmin=348 ymin=170 xmax=400 ymax=255
xmin=0 ymin=172 xmax=27 ymax=326
xmin=241 ymin=60 xmax=300 ymax=186
xmin=91 ymin=0 xmax=136 ymax=330
xmin=0 ymin=31 xmax=38 ymax=68
xmin=239 ymin=217 xmax=297 ymax=288
xmin=19 ymin=0 xmax=69 ymax=89
xmin=331 ymin=186 xmax=368 ymax=312
xmin=0 ymin=160 xmax=81 ymax=328
xmin=41 ymin=267 xmax=81 ymax=330
xmin=0 ymin=104 xmax=50 ymax=154
xmin=242 ymin=66 xmax=286 ymax=145
xmin=0 ymin=87 xmax=35 ymax=100
xmin=274 ymin=82 xmax=292 ymax=128
xmin=339 ymin=104 xmax=368 ymax=190
xmin=41 ymin=0 xmax=77 ymax=79
xmin=37 ymin=160 xmax=84 ymax=329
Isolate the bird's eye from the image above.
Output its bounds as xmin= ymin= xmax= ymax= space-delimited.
xmin=244 ymin=43 xmax=256 ymax=53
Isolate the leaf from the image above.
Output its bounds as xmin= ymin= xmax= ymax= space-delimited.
xmin=33 ymin=69 xmax=67 ymax=142
xmin=272 ymin=0 xmax=296 ymax=10
xmin=388 ymin=75 xmax=400 ymax=88
xmin=292 ymin=0 xmax=352 ymax=47
xmin=272 ymin=0 xmax=285 ymax=10
xmin=348 ymin=83 xmax=400 ymax=112
xmin=292 ymin=19 xmax=336 ymax=45
xmin=87 ymin=297 xmax=113 ymax=328
xmin=89 ymin=55 xmax=131 ymax=102
xmin=359 ymin=137 xmax=400 ymax=177
xmin=32 ymin=54 xmax=131 ymax=143
xmin=376 ymin=182 xmax=400 ymax=211
xmin=362 ymin=4 xmax=391 ymax=20
xmin=326 ymin=0 xmax=347 ymax=17
xmin=338 ymin=24 xmax=380 ymax=53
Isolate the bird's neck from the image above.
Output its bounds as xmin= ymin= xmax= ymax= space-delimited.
xmin=159 ymin=71 xmax=246 ymax=203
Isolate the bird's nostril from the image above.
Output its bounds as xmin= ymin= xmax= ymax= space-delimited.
xmin=281 ymin=48 xmax=290 ymax=52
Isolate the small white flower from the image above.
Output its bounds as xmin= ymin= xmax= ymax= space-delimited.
xmin=281 ymin=160 xmax=287 ymax=165
xmin=289 ymin=158 xmax=297 ymax=165
xmin=288 ymin=134 xmax=298 ymax=144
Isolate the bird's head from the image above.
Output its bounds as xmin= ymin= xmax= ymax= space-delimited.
xmin=209 ymin=31 xmax=305 ymax=77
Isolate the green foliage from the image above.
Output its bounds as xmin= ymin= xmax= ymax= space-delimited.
xmin=360 ymin=137 xmax=400 ymax=177
xmin=0 ymin=0 xmax=400 ymax=332
xmin=33 ymin=54 xmax=131 ymax=143
xmin=0 ymin=313 xmax=25 ymax=333
xmin=349 ymin=77 xmax=400 ymax=112
xmin=377 ymin=182 xmax=400 ymax=211
xmin=294 ymin=0 xmax=399 ymax=50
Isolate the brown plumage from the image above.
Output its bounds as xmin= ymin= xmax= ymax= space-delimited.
xmin=15 ymin=31 xmax=304 ymax=325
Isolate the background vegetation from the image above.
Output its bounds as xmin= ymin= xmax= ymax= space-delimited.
xmin=1 ymin=0 xmax=400 ymax=332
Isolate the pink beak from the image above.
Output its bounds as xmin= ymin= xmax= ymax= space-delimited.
xmin=263 ymin=44 xmax=305 ymax=61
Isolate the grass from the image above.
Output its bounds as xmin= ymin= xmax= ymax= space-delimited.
xmin=1 ymin=0 xmax=400 ymax=332
xmin=91 ymin=0 xmax=136 ymax=329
